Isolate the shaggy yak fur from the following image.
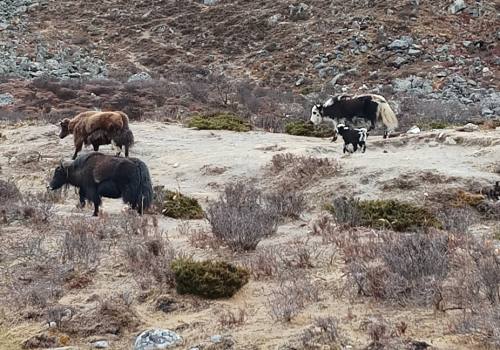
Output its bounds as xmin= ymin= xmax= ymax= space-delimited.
xmin=59 ymin=111 xmax=134 ymax=159
xmin=310 ymin=94 xmax=398 ymax=139
xmin=48 ymin=152 xmax=153 ymax=216
xmin=336 ymin=124 xmax=368 ymax=153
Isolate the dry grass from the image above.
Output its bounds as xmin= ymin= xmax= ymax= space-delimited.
xmin=266 ymin=272 xmax=320 ymax=322
xmin=206 ymin=182 xmax=279 ymax=251
xmin=269 ymin=153 xmax=338 ymax=191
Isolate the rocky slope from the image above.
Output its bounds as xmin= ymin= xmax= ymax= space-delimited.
xmin=0 ymin=0 xmax=498 ymax=124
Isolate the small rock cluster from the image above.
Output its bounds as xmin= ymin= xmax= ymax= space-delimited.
xmin=134 ymin=329 xmax=182 ymax=350
xmin=0 ymin=0 xmax=107 ymax=79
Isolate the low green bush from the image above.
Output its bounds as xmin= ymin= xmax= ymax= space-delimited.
xmin=285 ymin=121 xmax=336 ymax=138
xmin=153 ymin=186 xmax=204 ymax=219
xmin=328 ymin=197 xmax=442 ymax=232
xmin=187 ymin=113 xmax=251 ymax=132
xmin=171 ymin=258 xmax=249 ymax=299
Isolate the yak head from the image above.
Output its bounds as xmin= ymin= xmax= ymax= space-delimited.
xmin=59 ymin=118 xmax=71 ymax=138
xmin=309 ymin=104 xmax=324 ymax=126
xmin=48 ymin=160 xmax=72 ymax=190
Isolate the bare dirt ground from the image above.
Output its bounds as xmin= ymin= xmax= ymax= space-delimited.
xmin=1 ymin=122 xmax=500 ymax=349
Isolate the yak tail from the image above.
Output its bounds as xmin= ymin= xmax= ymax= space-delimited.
xmin=117 ymin=111 xmax=130 ymax=129
xmin=133 ymin=159 xmax=153 ymax=215
xmin=377 ymin=100 xmax=398 ymax=133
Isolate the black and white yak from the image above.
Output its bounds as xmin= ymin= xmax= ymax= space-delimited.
xmin=336 ymin=124 xmax=368 ymax=153
xmin=309 ymin=94 xmax=398 ymax=140
xmin=48 ymin=152 xmax=153 ymax=216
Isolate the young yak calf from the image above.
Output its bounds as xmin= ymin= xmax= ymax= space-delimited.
xmin=59 ymin=111 xmax=134 ymax=159
xmin=336 ymin=124 xmax=368 ymax=154
xmin=48 ymin=152 xmax=153 ymax=216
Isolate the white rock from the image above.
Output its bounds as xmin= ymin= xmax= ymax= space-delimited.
xmin=134 ymin=329 xmax=182 ymax=350
xmin=462 ymin=123 xmax=479 ymax=132
xmin=444 ymin=137 xmax=457 ymax=145
xmin=93 ymin=340 xmax=109 ymax=348
xmin=448 ymin=0 xmax=466 ymax=14
xmin=406 ymin=125 xmax=421 ymax=134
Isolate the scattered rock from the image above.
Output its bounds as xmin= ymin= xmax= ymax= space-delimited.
xmin=392 ymin=56 xmax=407 ymax=68
xmin=457 ymin=123 xmax=479 ymax=132
xmin=203 ymin=0 xmax=218 ymax=4
xmin=0 ymin=93 xmax=14 ymax=106
xmin=407 ymin=126 xmax=421 ymax=134
xmin=288 ymin=3 xmax=310 ymax=20
xmin=23 ymin=333 xmax=58 ymax=349
xmin=134 ymin=329 xmax=182 ymax=350
xmin=444 ymin=137 xmax=457 ymax=145
xmin=93 ymin=340 xmax=109 ymax=348
xmin=127 ymin=72 xmax=152 ymax=83
xmin=267 ymin=14 xmax=281 ymax=26
xmin=387 ymin=36 xmax=413 ymax=50
xmin=448 ymin=0 xmax=467 ymax=14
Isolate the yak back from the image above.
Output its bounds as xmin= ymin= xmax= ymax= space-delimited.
xmin=71 ymin=152 xmax=138 ymax=185
xmin=83 ymin=112 xmax=125 ymax=134
xmin=68 ymin=111 xmax=100 ymax=134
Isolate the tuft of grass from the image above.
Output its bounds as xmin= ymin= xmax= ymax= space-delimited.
xmin=285 ymin=121 xmax=336 ymax=138
xmin=187 ymin=113 xmax=251 ymax=132
xmin=153 ymin=186 xmax=204 ymax=219
xmin=328 ymin=197 xmax=442 ymax=232
xmin=171 ymin=258 xmax=249 ymax=299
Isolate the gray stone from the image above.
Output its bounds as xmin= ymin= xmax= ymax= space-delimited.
xmin=289 ymin=3 xmax=310 ymax=20
xmin=408 ymin=48 xmax=421 ymax=56
xmin=134 ymin=329 xmax=182 ymax=350
xmin=329 ymin=73 xmax=344 ymax=86
xmin=481 ymin=108 xmax=494 ymax=116
xmin=267 ymin=14 xmax=281 ymax=26
xmin=210 ymin=335 xmax=222 ymax=343
xmin=444 ymin=137 xmax=457 ymax=145
xmin=448 ymin=0 xmax=467 ymax=14
xmin=461 ymin=123 xmax=480 ymax=132
xmin=392 ymin=56 xmax=407 ymax=68
xmin=0 ymin=93 xmax=14 ymax=106
xmin=127 ymin=72 xmax=152 ymax=83
xmin=295 ymin=77 xmax=305 ymax=86
xmin=203 ymin=0 xmax=218 ymax=4
xmin=388 ymin=38 xmax=412 ymax=50
xmin=93 ymin=340 xmax=109 ymax=348
xmin=407 ymin=126 xmax=421 ymax=134
xmin=463 ymin=41 xmax=472 ymax=47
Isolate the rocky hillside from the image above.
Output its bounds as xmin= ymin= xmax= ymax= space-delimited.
xmin=0 ymin=0 xmax=498 ymax=124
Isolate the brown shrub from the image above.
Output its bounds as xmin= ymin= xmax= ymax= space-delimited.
xmin=60 ymin=295 xmax=140 ymax=337
xmin=270 ymin=153 xmax=338 ymax=190
xmin=59 ymin=218 xmax=102 ymax=270
xmin=266 ymin=272 xmax=320 ymax=322
xmin=206 ymin=182 xmax=279 ymax=251
xmin=300 ymin=317 xmax=344 ymax=350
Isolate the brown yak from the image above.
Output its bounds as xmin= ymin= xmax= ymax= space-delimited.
xmin=59 ymin=111 xmax=134 ymax=160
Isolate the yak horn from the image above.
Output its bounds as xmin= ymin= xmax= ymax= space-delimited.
xmin=62 ymin=160 xmax=73 ymax=168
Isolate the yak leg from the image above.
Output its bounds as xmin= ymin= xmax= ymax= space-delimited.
xmin=361 ymin=142 xmax=366 ymax=153
xmin=124 ymin=144 xmax=129 ymax=157
xmin=72 ymin=140 xmax=84 ymax=160
xmin=343 ymin=145 xmax=347 ymax=154
xmin=352 ymin=144 xmax=358 ymax=153
xmin=97 ymin=180 xmax=121 ymax=199
xmin=93 ymin=143 xmax=100 ymax=152
xmin=86 ymin=188 xmax=101 ymax=217
xmin=78 ymin=188 xmax=86 ymax=208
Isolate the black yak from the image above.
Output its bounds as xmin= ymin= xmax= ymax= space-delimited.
xmin=310 ymin=94 xmax=398 ymax=139
xmin=59 ymin=111 xmax=134 ymax=160
xmin=335 ymin=124 xmax=368 ymax=153
xmin=48 ymin=152 xmax=153 ymax=216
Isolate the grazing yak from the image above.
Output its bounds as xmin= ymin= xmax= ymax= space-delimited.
xmin=59 ymin=111 xmax=134 ymax=159
xmin=336 ymin=124 xmax=368 ymax=153
xmin=48 ymin=152 xmax=153 ymax=216
xmin=310 ymin=94 xmax=398 ymax=139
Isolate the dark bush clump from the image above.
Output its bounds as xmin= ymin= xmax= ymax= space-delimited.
xmin=328 ymin=197 xmax=442 ymax=232
xmin=171 ymin=258 xmax=249 ymax=299
xmin=153 ymin=186 xmax=204 ymax=219
xmin=285 ymin=120 xmax=336 ymax=138
xmin=187 ymin=113 xmax=251 ymax=132
xmin=206 ymin=182 xmax=279 ymax=251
